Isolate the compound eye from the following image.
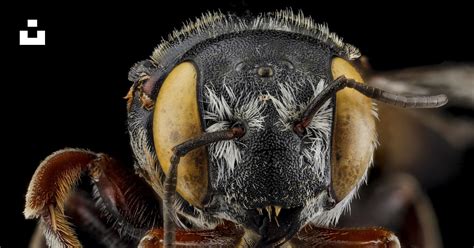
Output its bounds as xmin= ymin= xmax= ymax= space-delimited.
xmin=153 ymin=62 xmax=208 ymax=208
xmin=330 ymin=58 xmax=377 ymax=202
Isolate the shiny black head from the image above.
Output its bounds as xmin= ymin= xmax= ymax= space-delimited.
xmin=190 ymin=30 xmax=339 ymax=242
xmin=127 ymin=10 xmax=370 ymax=246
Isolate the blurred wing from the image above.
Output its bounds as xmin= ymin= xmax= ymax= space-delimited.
xmin=367 ymin=63 xmax=474 ymax=108
xmin=365 ymin=63 xmax=473 ymax=187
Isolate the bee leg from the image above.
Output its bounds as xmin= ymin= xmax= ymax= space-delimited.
xmin=65 ymin=190 xmax=129 ymax=247
xmin=28 ymin=189 xmax=129 ymax=248
xmin=88 ymin=153 xmax=163 ymax=239
xmin=25 ymin=149 xmax=97 ymax=247
xmin=25 ymin=149 xmax=162 ymax=247
xmin=290 ymin=226 xmax=400 ymax=248
xmin=138 ymin=221 xmax=244 ymax=248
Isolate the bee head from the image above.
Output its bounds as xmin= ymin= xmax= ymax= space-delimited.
xmin=126 ymin=10 xmax=446 ymax=246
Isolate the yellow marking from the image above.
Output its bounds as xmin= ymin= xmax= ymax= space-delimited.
xmin=153 ymin=62 xmax=208 ymax=208
xmin=265 ymin=206 xmax=272 ymax=222
xmin=274 ymin=205 xmax=282 ymax=217
xmin=331 ymin=58 xmax=377 ymax=201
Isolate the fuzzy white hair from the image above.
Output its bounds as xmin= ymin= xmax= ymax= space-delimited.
xmin=204 ymin=84 xmax=266 ymax=185
xmin=269 ymin=78 xmax=379 ymax=227
xmin=307 ymin=114 xmax=379 ymax=227
xmin=150 ymin=9 xmax=360 ymax=67
xmin=270 ymin=79 xmax=332 ymax=177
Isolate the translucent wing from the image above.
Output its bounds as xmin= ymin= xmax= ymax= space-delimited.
xmin=340 ymin=63 xmax=473 ymax=247
xmin=363 ymin=62 xmax=473 ymax=187
xmin=367 ymin=63 xmax=474 ymax=108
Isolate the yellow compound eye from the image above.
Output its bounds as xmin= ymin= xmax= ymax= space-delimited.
xmin=153 ymin=62 xmax=208 ymax=208
xmin=330 ymin=58 xmax=377 ymax=202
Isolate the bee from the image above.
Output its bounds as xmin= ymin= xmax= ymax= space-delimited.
xmin=25 ymin=10 xmax=459 ymax=248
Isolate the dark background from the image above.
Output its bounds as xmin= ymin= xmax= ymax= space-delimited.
xmin=3 ymin=1 xmax=472 ymax=247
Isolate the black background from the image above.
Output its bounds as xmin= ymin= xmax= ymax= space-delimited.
xmin=3 ymin=1 xmax=473 ymax=247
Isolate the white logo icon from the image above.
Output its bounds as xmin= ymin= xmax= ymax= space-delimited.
xmin=20 ymin=19 xmax=45 ymax=46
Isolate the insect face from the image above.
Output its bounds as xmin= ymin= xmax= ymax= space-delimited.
xmin=189 ymin=31 xmax=338 ymax=239
xmin=125 ymin=10 xmax=446 ymax=246
xmin=23 ymin=10 xmax=450 ymax=248
xmin=128 ymin=16 xmax=372 ymax=244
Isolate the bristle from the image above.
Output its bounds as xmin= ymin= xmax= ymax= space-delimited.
xmin=149 ymin=9 xmax=360 ymax=67
xmin=204 ymin=85 xmax=265 ymax=185
xmin=42 ymin=208 xmax=82 ymax=248
xmin=24 ymin=149 xmax=97 ymax=247
xmin=24 ymin=149 xmax=96 ymax=219
xmin=269 ymin=79 xmax=332 ymax=178
xmin=307 ymin=117 xmax=378 ymax=227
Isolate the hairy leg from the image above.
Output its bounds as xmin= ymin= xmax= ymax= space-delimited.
xmin=25 ymin=149 xmax=96 ymax=247
xmin=88 ymin=153 xmax=163 ymax=239
xmin=25 ymin=148 xmax=163 ymax=247
xmin=65 ymin=190 xmax=129 ymax=247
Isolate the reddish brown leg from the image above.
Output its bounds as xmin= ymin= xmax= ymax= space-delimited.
xmin=138 ymin=221 xmax=244 ymax=248
xmin=25 ymin=149 xmax=96 ymax=247
xmin=65 ymin=190 xmax=129 ymax=247
xmin=29 ymin=189 xmax=130 ymax=248
xmin=291 ymin=226 xmax=400 ymax=248
xmin=25 ymin=148 xmax=163 ymax=247
xmin=88 ymin=153 xmax=163 ymax=239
